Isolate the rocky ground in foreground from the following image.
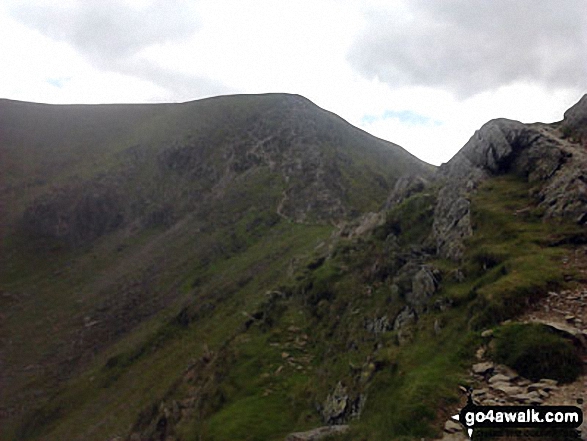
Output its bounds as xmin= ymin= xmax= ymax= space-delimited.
xmin=438 ymin=246 xmax=587 ymax=441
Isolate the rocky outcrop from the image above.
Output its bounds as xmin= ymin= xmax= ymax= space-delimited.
xmin=364 ymin=315 xmax=392 ymax=335
xmin=321 ymin=382 xmax=365 ymax=425
xmin=393 ymin=306 xmax=417 ymax=345
xmin=432 ymin=112 xmax=587 ymax=260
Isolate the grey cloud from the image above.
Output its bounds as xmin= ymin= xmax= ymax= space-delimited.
xmin=10 ymin=1 xmax=231 ymax=99
xmin=349 ymin=0 xmax=587 ymax=98
xmin=12 ymin=0 xmax=197 ymax=64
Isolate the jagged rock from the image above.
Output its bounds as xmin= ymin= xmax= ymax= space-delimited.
xmin=321 ymin=382 xmax=349 ymax=424
xmin=365 ymin=315 xmax=392 ymax=335
xmin=285 ymin=425 xmax=350 ymax=441
xmin=537 ymin=155 xmax=587 ymax=222
xmin=433 ymin=193 xmax=474 ymax=261
xmin=393 ymin=306 xmax=417 ymax=330
xmin=393 ymin=306 xmax=417 ymax=345
xmin=407 ymin=265 xmax=440 ymax=312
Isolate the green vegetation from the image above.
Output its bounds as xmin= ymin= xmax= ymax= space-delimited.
xmin=491 ymin=323 xmax=583 ymax=383
xmin=445 ymin=175 xmax=581 ymax=329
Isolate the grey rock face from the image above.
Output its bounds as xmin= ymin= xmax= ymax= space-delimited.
xmin=321 ymin=382 xmax=349 ymax=424
xmin=562 ymin=94 xmax=587 ymax=142
xmin=364 ymin=315 xmax=392 ymax=335
xmin=407 ymin=265 xmax=441 ymax=312
xmin=321 ymin=382 xmax=364 ymax=425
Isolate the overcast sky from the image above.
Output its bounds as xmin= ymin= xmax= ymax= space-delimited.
xmin=1 ymin=0 xmax=585 ymax=165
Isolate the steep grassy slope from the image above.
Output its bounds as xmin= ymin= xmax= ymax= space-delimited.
xmin=121 ymin=170 xmax=583 ymax=441
xmin=0 ymin=94 xmax=433 ymax=440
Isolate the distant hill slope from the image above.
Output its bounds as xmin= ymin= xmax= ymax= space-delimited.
xmin=0 ymin=94 xmax=432 ymax=440
xmin=0 ymin=94 xmax=432 ymax=234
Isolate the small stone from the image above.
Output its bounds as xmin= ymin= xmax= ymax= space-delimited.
xmin=539 ymin=378 xmax=559 ymax=386
xmin=537 ymin=389 xmax=550 ymax=398
xmin=492 ymin=384 xmax=523 ymax=395
xmin=281 ymin=352 xmax=290 ymax=359
xmin=528 ymin=382 xmax=558 ymax=392
xmin=481 ymin=329 xmax=494 ymax=338
xmin=472 ymin=389 xmax=487 ymax=398
xmin=565 ymin=315 xmax=576 ymax=323
xmin=472 ymin=362 xmax=494 ymax=375
xmin=489 ymin=374 xmax=511 ymax=384
xmin=512 ymin=391 xmax=541 ymax=403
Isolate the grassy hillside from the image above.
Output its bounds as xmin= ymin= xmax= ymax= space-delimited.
xmin=2 ymin=94 xmax=583 ymax=441
xmin=0 ymin=94 xmax=433 ymax=440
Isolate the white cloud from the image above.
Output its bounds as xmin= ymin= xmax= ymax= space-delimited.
xmin=349 ymin=0 xmax=587 ymax=99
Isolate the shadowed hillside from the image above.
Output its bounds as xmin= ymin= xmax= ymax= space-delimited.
xmin=0 ymin=94 xmax=433 ymax=440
